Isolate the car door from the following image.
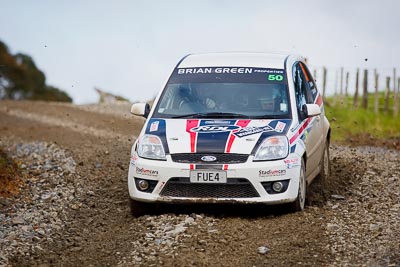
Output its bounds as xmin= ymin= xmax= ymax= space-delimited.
xmin=293 ymin=62 xmax=324 ymax=179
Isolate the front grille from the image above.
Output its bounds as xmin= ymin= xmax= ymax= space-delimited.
xmin=170 ymin=153 xmax=249 ymax=164
xmin=160 ymin=177 xmax=259 ymax=198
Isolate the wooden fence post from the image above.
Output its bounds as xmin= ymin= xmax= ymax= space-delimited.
xmin=394 ymin=76 xmax=399 ymax=117
xmin=322 ymin=67 xmax=327 ymax=99
xmin=340 ymin=67 xmax=344 ymax=95
xmin=393 ymin=68 xmax=398 ymax=117
xmin=333 ymin=70 xmax=338 ymax=106
xmin=362 ymin=69 xmax=368 ymax=109
xmin=374 ymin=69 xmax=379 ymax=114
xmin=345 ymin=72 xmax=349 ymax=97
xmin=353 ymin=68 xmax=359 ymax=108
xmin=394 ymin=68 xmax=397 ymax=93
xmin=313 ymin=69 xmax=317 ymax=82
xmin=384 ymin=76 xmax=391 ymax=115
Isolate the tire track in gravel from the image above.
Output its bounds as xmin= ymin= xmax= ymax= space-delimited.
xmin=0 ymin=106 xmax=131 ymax=141
xmin=0 ymin=101 xmax=143 ymax=143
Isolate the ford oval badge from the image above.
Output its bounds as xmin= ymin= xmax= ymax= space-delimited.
xmin=201 ymin=156 xmax=217 ymax=162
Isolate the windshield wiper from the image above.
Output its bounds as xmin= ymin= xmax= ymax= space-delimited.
xmin=172 ymin=112 xmax=249 ymax=119
xmin=251 ymin=115 xmax=287 ymax=119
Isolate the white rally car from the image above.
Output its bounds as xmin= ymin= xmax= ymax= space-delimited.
xmin=128 ymin=52 xmax=331 ymax=216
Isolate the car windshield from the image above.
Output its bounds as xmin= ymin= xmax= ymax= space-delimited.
xmin=153 ymin=67 xmax=291 ymax=119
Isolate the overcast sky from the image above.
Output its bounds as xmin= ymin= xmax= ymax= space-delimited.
xmin=1 ymin=0 xmax=399 ymax=104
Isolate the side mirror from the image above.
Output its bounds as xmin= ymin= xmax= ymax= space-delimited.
xmin=301 ymin=104 xmax=321 ymax=119
xmin=131 ymin=103 xmax=150 ymax=118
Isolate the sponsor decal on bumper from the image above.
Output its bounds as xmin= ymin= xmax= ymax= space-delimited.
xmin=259 ymin=169 xmax=287 ymax=177
xmin=135 ymin=167 xmax=159 ymax=177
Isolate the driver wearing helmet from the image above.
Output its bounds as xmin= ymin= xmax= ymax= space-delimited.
xmin=194 ymin=86 xmax=217 ymax=109
xmin=258 ymin=88 xmax=282 ymax=112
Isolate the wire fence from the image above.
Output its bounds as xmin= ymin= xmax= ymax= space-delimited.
xmin=308 ymin=66 xmax=399 ymax=116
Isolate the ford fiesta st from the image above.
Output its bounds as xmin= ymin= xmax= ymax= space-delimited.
xmin=128 ymin=52 xmax=331 ymax=216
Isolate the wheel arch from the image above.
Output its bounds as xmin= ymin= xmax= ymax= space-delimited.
xmin=302 ymin=151 xmax=307 ymax=170
xmin=327 ymin=127 xmax=331 ymax=144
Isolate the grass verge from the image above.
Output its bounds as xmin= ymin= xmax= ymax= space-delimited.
xmin=324 ymin=93 xmax=400 ymax=143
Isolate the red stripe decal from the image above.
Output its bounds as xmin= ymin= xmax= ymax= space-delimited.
xmin=223 ymin=164 xmax=228 ymax=170
xmin=290 ymin=118 xmax=312 ymax=144
xmin=186 ymin=120 xmax=199 ymax=153
xmin=225 ymin=120 xmax=251 ymax=153
xmin=237 ymin=120 xmax=251 ymax=128
xmin=190 ymin=164 xmax=195 ymax=170
xmin=290 ymin=93 xmax=322 ymax=145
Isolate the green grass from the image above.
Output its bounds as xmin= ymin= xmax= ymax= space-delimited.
xmin=324 ymin=92 xmax=400 ymax=142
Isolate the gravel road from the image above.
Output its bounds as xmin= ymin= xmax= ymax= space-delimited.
xmin=0 ymin=100 xmax=399 ymax=266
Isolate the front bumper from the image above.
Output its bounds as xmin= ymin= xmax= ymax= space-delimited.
xmin=128 ymin=154 xmax=302 ymax=205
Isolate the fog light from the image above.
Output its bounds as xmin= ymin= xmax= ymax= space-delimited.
xmin=137 ymin=179 xmax=149 ymax=191
xmin=272 ymin=181 xmax=283 ymax=192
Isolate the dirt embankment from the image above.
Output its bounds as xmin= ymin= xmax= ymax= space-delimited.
xmin=0 ymin=101 xmax=399 ymax=266
xmin=345 ymin=133 xmax=400 ymax=151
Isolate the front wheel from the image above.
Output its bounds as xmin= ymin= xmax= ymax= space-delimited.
xmin=129 ymin=198 xmax=154 ymax=217
xmin=319 ymin=140 xmax=331 ymax=182
xmin=288 ymin=158 xmax=307 ymax=212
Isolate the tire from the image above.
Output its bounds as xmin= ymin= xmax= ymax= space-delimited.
xmin=129 ymin=198 xmax=153 ymax=217
xmin=319 ymin=140 xmax=331 ymax=183
xmin=289 ymin=158 xmax=307 ymax=212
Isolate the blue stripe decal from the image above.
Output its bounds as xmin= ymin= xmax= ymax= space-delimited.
xmin=195 ymin=120 xmax=237 ymax=153
xmin=290 ymin=145 xmax=296 ymax=153
xmin=145 ymin=119 xmax=170 ymax=154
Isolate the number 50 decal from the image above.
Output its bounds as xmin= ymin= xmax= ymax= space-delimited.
xmin=268 ymin=74 xmax=284 ymax=81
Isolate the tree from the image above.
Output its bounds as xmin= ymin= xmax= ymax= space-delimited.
xmin=0 ymin=39 xmax=72 ymax=102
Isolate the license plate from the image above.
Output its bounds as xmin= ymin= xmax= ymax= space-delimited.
xmin=190 ymin=170 xmax=227 ymax=183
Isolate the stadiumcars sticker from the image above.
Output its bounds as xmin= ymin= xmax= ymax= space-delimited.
xmin=259 ymin=169 xmax=287 ymax=177
xmin=135 ymin=167 xmax=158 ymax=177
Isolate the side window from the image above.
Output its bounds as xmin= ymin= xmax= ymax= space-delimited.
xmin=292 ymin=63 xmax=312 ymax=119
xmin=299 ymin=62 xmax=318 ymax=101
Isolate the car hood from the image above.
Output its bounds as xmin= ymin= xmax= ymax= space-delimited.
xmin=143 ymin=118 xmax=292 ymax=155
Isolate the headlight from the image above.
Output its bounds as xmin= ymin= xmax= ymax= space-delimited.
xmin=254 ymin=136 xmax=289 ymax=161
xmin=138 ymin=135 xmax=166 ymax=160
